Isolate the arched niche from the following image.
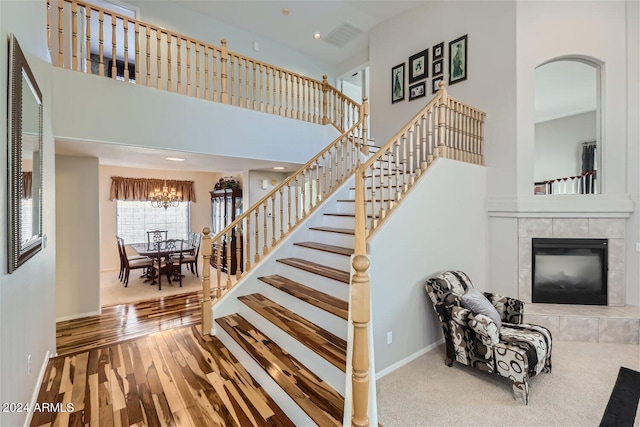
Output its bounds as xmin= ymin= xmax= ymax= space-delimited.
xmin=533 ymin=58 xmax=601 ymax=195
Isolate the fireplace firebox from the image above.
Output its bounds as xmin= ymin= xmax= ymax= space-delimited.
xmin=532 ymin=238 xmax=608 ymax=305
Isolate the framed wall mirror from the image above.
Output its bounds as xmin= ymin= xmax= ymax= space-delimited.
xmin=7 ymin=34 xmax=44 ymax=273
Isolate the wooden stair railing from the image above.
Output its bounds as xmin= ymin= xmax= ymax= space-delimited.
xmin=351 ymin=82 xmax=486 ymax=426
xmin=47 ymin=0 xmax=359 ymax=132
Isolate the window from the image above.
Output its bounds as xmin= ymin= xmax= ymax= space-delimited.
xmin=116 ymin=200 xmax=189 ymax=243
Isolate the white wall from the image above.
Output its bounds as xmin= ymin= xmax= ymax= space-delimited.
xmin=56 ymin=155 xmax=100 ymax=320
xmin=534 ymin=111 xmax=597 ymax=182
xmin=369 ymin=159 xmax=487 ymax=373
xmin=0 ymin=1 xmax=57 ymax=426
xmin=99 ymin=165 xmax=228 ymax=271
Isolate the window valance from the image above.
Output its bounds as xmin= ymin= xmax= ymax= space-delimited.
xmin=110 ymin=176 xmax=196 ymax=202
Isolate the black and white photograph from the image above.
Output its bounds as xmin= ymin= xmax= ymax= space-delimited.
xmin=432 ymin=59 xmax=443 ymax=77
xmin=408 ymin=49 xmax=428 ymax=84
xmin=391 ymin=63 xmax=405 ymax=103
xmin=449 ymin=34 xmax=468 ymax=85
xmin=432 ymin=76 xmax=443 ymax=94
xmin=432 ymin=42 xmax=444 ymax=61
xmin=409 ymin=82 xmax=426 ymax=101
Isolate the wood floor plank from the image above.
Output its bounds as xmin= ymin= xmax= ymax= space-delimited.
xmin=258 ymin=274 xmax=349 ymax=320
xmin=239 ymin=293 xmax=347 ymax=371
xmin=217 ymin=314 xmax=344 ymax=426
xmin=277 ymin=257 xmax=351 ymax=283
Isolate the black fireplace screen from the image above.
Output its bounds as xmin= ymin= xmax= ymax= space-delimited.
xmin=532 ymin=238 xmax=608 ymax=305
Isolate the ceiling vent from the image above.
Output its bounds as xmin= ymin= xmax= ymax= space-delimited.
xmin=323 ymin=22 xmax=362 ymax=48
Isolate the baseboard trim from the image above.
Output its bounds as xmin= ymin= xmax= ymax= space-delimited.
xmin=56 ymin=310 xmax=101 ymax=322
xmin=375 ymin=338 xmax=444 ymax=380
xmin=23 ymin=350 xmax=51 ymax=427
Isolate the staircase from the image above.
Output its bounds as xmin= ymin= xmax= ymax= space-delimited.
xmin=211 ymin=167 xmax=377 ymax=425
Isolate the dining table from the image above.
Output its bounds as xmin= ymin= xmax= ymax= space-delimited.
xmin=130 ymin=240 xmax=196 ymax=289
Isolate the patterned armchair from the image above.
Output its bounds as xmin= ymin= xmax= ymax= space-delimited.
xmin=425 ymin=271 xmax=552 ymax=404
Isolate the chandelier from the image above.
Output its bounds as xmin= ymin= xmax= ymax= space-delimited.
xmin=149 ymin=179 xmax=181 ymax=209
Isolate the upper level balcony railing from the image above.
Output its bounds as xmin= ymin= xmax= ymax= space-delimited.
xmin=47 ymin=0 xmax=360 ymax=132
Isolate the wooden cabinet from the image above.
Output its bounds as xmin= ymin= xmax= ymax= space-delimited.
xmin=210 ymin=189 xmax=243 ymax=273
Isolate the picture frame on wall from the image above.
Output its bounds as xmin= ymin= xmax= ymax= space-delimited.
xmin=432 ymin=42 xmax=444 ymax=61
xmin=408 ymin=81 xmax=426 ymax=101
xmin=449 ymin=34 xmax=468 ymax=85
xmin=391 ymin=63 xmax=405 ymax=103
xmin=408 ymin=49 xmax=428 ymax=84
xmin=432 ymin=59 xmax=443 ymax=77
xmin=432 ymin=76 xmax=443 ymax=94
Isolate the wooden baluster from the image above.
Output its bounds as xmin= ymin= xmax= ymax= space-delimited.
xmin=315 ymin=160 xmax=321 ymax=205
xmin=295 ymin=177 xmax=300 ymax=224
xmin=123 ymin=20 xmax=129 ymax=81
xmin=235 ymin=226 xmax=242 ymax=280
xmin=287 ymin=184 xmax=292 ymax=231
xmin=321 ymin=75 xmax=329 ymax=124
xmin=271 ymin=67 xmax=277 ymax=114
xmin=215 ymin=237 xmax=222 ymax=302
xmin=252 ymin=62 xmax=257 ymax=110
xmin=279 ymin=189 xmax=284 ymax=239
xmin=351 ymin=255 xmax=370 ymax=427
xmin=245 ymin=217 xmax=251 ymax=272
xmin=111 ymin=14 xmax=117 ymax=78
xmin=285 ymin=73 xmax=291 ymax=117
xmin=200 ymin=227 xmax=212 ymax=336
xmin=156 ymin=29 xmax=161 ymax=89
xmin=438 ymin=82 xmax=448 ymax=158
xmin=245 ymin=58 xmax=250 ymax=109
xmin=265 ymin=66 xmax=271 ymax=112
xmin=204 ymin=46 xmax=210 ymax=99
xmin=302 ymin=78 xmax=307 ymax=121
xmin=219 ymin=39 xmax=229 ymax=104
xmin=402 ymin=135 xmax=408 ymax=191
xmin=234 ymin=56 xmax=240 ymax=106
xmin=271 ymin=195 xmax=277 ymax=246
xmin=254 ymin=210 xmax=260 ymax=263
xmin=167 ymin=33 xmax=173 ymax=91
xmin=278 ymin=70 xmax=283 ymax=116
xmin=134 ymin=22 xmax=140 ymax=83
xmin=71 ymin=2 xmax=78 ymax=70
xmin=480 ymin=112 xmax=485 ymax=165
xmin=195 ymin=44 xmax=200 ymax=98
xmin=322 ymin=154 xmax=327 ymax=193
xmin=175 ymin=36 xmax=180 ymax=93
xmin=420 ymin=115 xmax=427 ymax=169
xmin=394 ymin=141 xmax=401 ymax=204
xmin=47 ymin=0 xmax=51 ymax=54
xmin=301 ymin=172 xmax=307 ymax=217
xmin=263 ymin=204 xmax=268 ymax=255
xmin=98 ymin=10 xmax=105 ymax=75
xmin=415 ymin=119 xmax=422 ymax=173
xmin=225 ymin=231 xmax=232 ymax=290
xmin=57 ymin=0 xmax=64 ymax=67
xmin=85 ymin=7 xmax=92 ymax=73
xmin=145 ymin=26 xmax=151 ymax=86
xmin=259 ymin=64 xmax=264 ymax=112
xmin=186 ymin=40 xmax=192 ymax=96
xmin=230 ymin=55 xmax=236 ymax=106
xmin=213 ymin=47 xmax=218 ymax=102
xmin=408 ymin=126 xmax=415 ymax=184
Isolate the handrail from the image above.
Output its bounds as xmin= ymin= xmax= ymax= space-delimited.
xmin=351 ymin=82 xmax=486 ymax=426
xmin=535 ymin=170 xmax=597 ymax=195
xmin=46 ymin=0 xmax=360 ymax=132
xmin=200 ymin=96 xmax=368 ymax=307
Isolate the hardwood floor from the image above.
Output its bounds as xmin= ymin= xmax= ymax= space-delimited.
xmin=56 ymin=291 xmax=208 ymax=357
xmin=32 ymin=325 xmax=293 ymax=427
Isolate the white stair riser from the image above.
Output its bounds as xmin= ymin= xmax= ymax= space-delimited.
xmin=238 ymin=304 xmax=346 ymax=396
xmin=308 ymin=230 xmax=355 ymax=249
xmin=335 ymin=201 xmax=356 ymax=214
xmin=363 ymin=175 xmax=401 ymax=187
xmin=276 ymin=263 xmax=350 ymax=301
xmin=348 ymin=187 xmax=400 ymax=200
xmin=215 ymin=326 xmax=316 ymax=427
xmin=293 ymin=246 xmax=351 ymax=272
xmin=257 ymin=280 xmax=348 ymax=340
xmin=322 ymin=215 xmax=355 ymax=229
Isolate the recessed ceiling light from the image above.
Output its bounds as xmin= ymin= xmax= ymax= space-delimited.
xmin=281 ymin=8 xmax=289 ymax=16
xmin=273 ymin=166 xmax=285 ymax=170
xmin=165 ymin=157 xmax=185 ymax=162
xmin=313 ymin=32 xmax=321 ymax=40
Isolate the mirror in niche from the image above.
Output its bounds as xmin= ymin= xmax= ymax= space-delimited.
xmin=533 ymin=59 xmax=600 ymax=195
xmin=7 ymin=34 xmax=44 ymax=273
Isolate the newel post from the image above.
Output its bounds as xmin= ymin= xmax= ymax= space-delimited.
xmin=437 ymin=80 xmax=448 ymax=159
xmin=351 ymin=254 xmax=370 ymax=427
xmin=322 ymin=75 xmax=330 ymax=125
xmin=200 ymin=227 xmax=212 ymax=335
xmin=361 ymin=96 xmax=369 ymax=156
xmin=219 ymin=38 xmax=229 ymax=104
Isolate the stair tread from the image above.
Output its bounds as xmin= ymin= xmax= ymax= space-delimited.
xmin=277 ymin=258 xmax=350 ymax=284
xmin=337 ymin=199 xmax=396 ymax=203
xmin=308 ymin=226 xmax=355 ymax=235
xmin=259 ymin=274 xmax=349 ymax=320
xmin=324 ymin=212 xmax=379 ymax=219
xmin=238 ymin=294 xmax=347 ymax=371
xmin=293 ymin=241 xmax=353 ymax=257
xmin=217 ymin=314 xmax=344 ymax=426
xmin=195 ymin=333 xmax=296 ymax=427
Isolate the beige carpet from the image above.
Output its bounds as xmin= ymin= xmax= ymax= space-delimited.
xmin=376 ymin=341 xmax=640 ymax=426
xmin=100 ymin=260 xmax=221 ymax=306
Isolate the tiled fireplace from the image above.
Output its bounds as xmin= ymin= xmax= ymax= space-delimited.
xmin=518 ymin=217 xmax=639 ymax=344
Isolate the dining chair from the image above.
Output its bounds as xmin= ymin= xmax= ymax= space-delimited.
xmin=150 ymin=239 xmax=183 ymax=290
xmin=147 ymin=230 xmax=168 ymax=249
xmin=116 ymin=236 xmax=148 ymax=282
xmin=182 ymin=233 xmax=201 ymax=277
xmin=117 ymin=237 xmax=153 ymax=287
